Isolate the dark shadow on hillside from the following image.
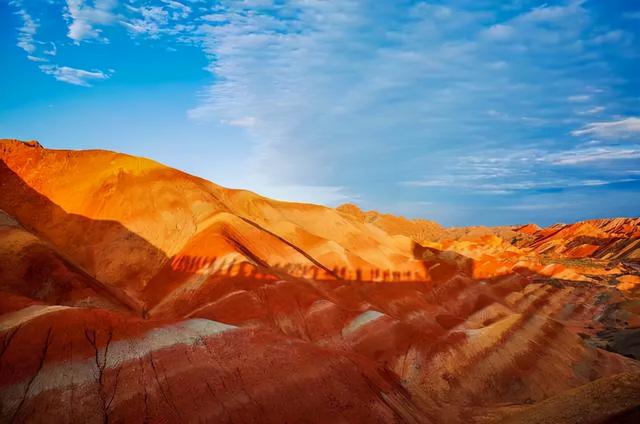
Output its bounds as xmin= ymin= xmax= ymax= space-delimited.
xmin=0 ymin=160 xmax=166 ymax=315
xmin=412 ymin=243 xmax=473 ymax=280
xmin=1 ymin=158 xmax=486 ymax=317
xmin=140 ymin=240 xmax=482 ymax=312
xmin=157 ymin=240 xmax=475 ymax=283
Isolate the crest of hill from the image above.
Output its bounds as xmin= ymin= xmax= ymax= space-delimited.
xmin=336 ymin=203 xmax=446 ymax=241
xmin=337 ymin=203 xmax=531 ymax=244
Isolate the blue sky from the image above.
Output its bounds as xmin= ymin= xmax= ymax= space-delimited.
xmin=1 ymin=0 xmax=639 ymax=226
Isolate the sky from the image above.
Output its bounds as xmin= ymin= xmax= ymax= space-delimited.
xmin=1 ymin=0 xmax=639 ymax=227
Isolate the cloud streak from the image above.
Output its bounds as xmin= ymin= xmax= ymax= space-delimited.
xmin=10 ymin=0 xmax=38 ymax=54
xmin=571 ymin=117 xmax=640 ymax=139
xmin=39 ymin=65 xmax=111 ymax=87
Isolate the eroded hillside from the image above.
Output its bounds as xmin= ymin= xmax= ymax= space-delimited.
xmin=1 ymin=139 xmax=639 ymax=423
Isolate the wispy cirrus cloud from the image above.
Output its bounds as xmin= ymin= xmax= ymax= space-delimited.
xmin=549 ymin=147 xmax=640 ymax=165
xmin=180 ymin=1 xmax=638 ymax=204
xmin=402 ymin=140 xmax=640 ymax=195
xmin=402 ymin=174 xmax=640 ymax=193
xmin=576 ymin=106 xmax=605 ymax=115
xmin=10 ymin=0 xmax=38 ymax=54
xmin=39 ymin=65 xmax=111 ymax=87
xmin=571 ymin=117 xmax=640 ymax=139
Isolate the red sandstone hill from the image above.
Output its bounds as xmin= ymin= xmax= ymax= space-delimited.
xmin=515 ymin=218 xmax=640 ymax=261
xmin=1 ymin=138 xmax=639 ymax=423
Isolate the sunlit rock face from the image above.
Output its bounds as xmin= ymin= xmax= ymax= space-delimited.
xmin=1 ymin=138 xmax=639 ymax=423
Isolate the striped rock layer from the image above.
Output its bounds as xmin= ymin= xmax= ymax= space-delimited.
xmin=1 ymin=139 xmax=639 ymax=423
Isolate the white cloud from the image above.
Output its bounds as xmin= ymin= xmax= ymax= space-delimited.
xmin=592 ymin=30 xmax=624 ymax=44
xmin=121 ymin=2 xmax=195 ymax=38
xmin=27 ymin=55 xmax=48 ymax=62
xmin=221 ymin=116 xmax=257 ymax=128
xmin=402 ymin=140 xmax=640 ymax=194
xmin=567 ymin=94 xmax=590 ymax=102
xmin=65 ymin=0 xmax=117 ymax=42
xmin=161 ymin=0 xmax=191 ymax=19
xmin=201 ymin=13 xmax=227 ymax=23
xmin=571 ymin=117 xmax=640 ymax=139
xmin=483 ymin=24 xmax=515 ymax=40
xmin=178 ymin=0 xmax=614 ymax=194
xmin=187 ymin=1 xmax=527 ymax=184
xmin=402 ymin=174 xmax=639 ymax=192
xmin=39 ymin=65 xmax=111 ymax=87
xmin=576 ymin=106 xmax=604 ymax=115
xmin=44 ymin=42 xmax=57 ymax=56
xmin=518 ymin=1 xmax=585 ymax=23
xmin=550 ymin=147 xmax=640 ymax=164
xmin=11 ymin=1 xmax=38 ymax=54
xmin=10 ymin=2 xmax=113 ymax=86
xmin=120 ymin=6 xmax=169 ymax=38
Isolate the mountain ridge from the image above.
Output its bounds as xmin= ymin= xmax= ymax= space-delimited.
xmin=1 ymin=138 xmax=639 ymax=423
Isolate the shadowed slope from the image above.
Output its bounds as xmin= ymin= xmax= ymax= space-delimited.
xmin=0 ymin=161 xmax=155 ymax=314
xmin=0 ymin=209 xmax=126 ymax=311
